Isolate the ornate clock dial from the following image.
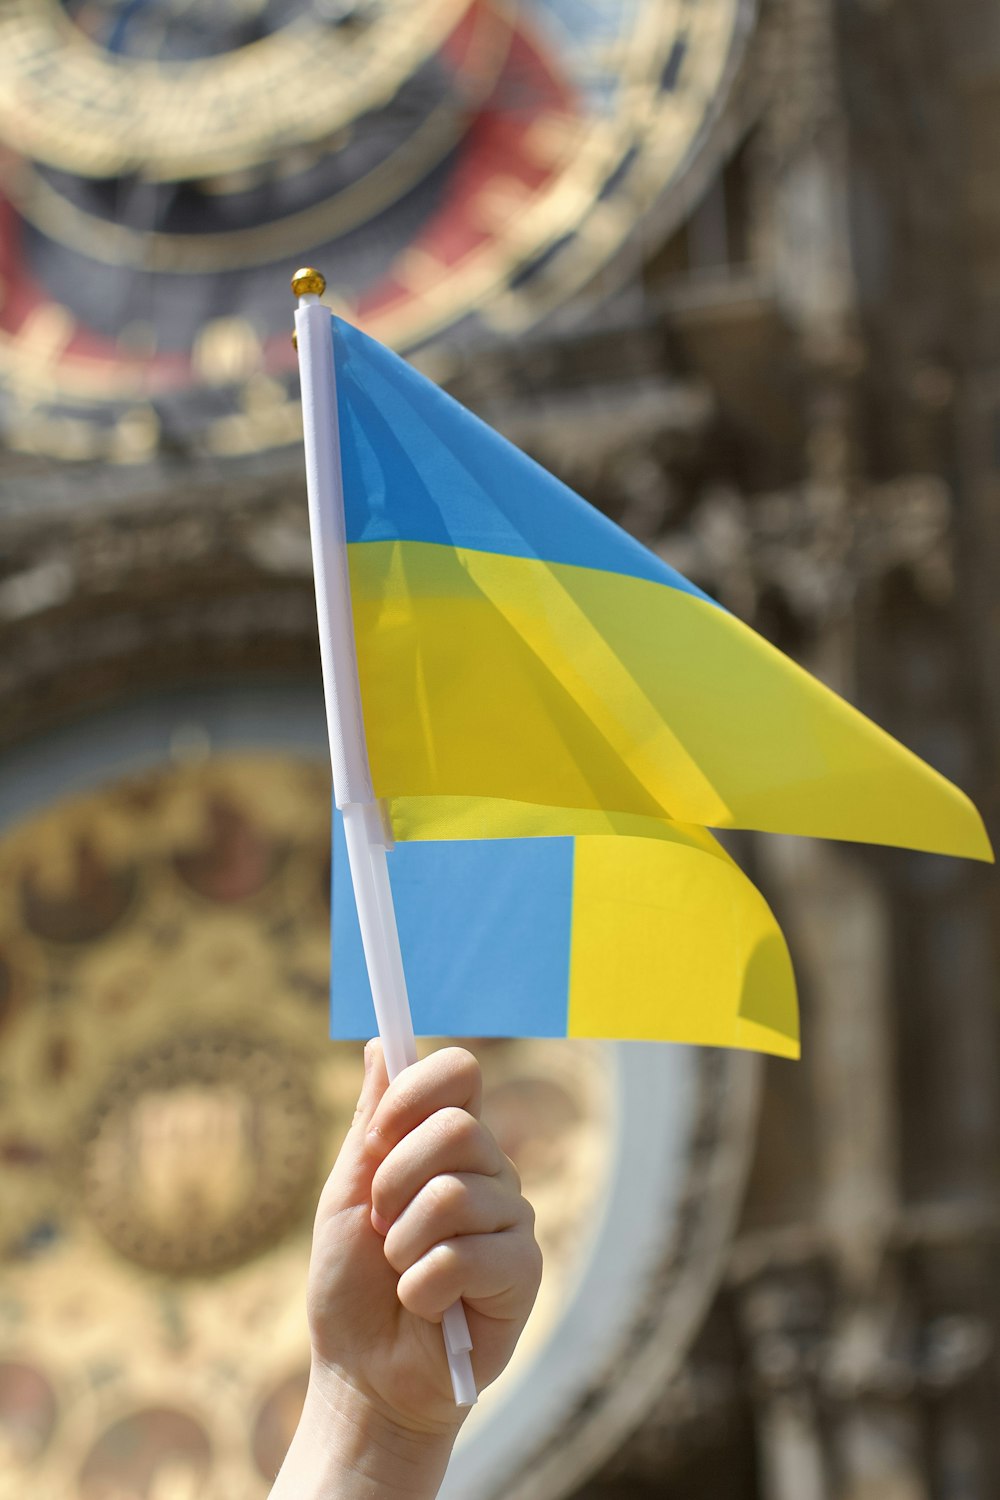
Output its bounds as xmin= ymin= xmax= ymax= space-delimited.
xmin=0 ymin=750 xmax=619 ymax=1499
xmin=0 ymin=0 xmax=753 ymax=459
xmin=0 ymin=695 xmax=758 ymax=1500
xmin=2 ymin=0 xmax=473 ymax=179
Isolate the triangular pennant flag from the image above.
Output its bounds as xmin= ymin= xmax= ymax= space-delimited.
xmin=332 ymin=315 xmax=991 ymax=862
xmin=297 ymin=306 xmax=992 ymax=1058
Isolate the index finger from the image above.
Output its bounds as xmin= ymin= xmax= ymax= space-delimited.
xmin=367 ymin=1046 xmax=482 ymax=1160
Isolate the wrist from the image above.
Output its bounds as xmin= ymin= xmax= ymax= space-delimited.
xmin=269 ymin=1359 xmax=459 ymax=1500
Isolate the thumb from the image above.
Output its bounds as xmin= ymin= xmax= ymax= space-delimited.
xmin=321 ymin=1038 xmax=390 ymax=1211
xmin=353 ymin=1037 xmax=390 ymax=1133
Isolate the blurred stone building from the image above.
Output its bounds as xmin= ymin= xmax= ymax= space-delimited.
xmin=0 ymin=2 xmax=996 ymax=1498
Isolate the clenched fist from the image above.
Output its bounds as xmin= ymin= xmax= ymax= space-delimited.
xmin=270 ymin=1041 xmax=542 ymax=1500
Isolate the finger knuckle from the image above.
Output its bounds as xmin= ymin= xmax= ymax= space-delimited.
xmin=502 ymin=1153 xmax=522 ymax=1192
xmin=396 ymin=1271 xmax=436 ymax=1321
xmin=507 ymin=1230 xmax=543 ymax=1290
xmin=428 ymin=1172 xmax=468 ymax=1219
xmin=398 ymin=1243 xmax=457 ymax=1319
xmin=370 ymin=1162 xmax=397 ymax=1217
xmin=383 ymin=1230 xmax=410 ymax=1275
xmin=434 ymin=1105 xmax=479 ymax=1151
xmin=438 ymin=1046 xmax=481 ymax=1096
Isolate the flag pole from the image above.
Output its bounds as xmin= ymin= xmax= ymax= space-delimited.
xmin=293 ymin=269 xmax=477 ymax=1408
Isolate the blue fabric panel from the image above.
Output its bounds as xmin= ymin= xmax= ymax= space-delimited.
xmin=332 ymin=315 xmax=717 ymax=604
xmin=331 ymin=811 xmax=574 ymax=1039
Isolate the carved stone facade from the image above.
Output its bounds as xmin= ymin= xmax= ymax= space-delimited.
xmin=572 ymin=2 xmax=1000 ymax=1495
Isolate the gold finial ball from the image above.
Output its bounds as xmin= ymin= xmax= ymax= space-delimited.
xmin=291 ymin=267 xmax=326 ymax=297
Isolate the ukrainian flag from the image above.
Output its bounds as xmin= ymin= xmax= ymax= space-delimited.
xmin=322 ymin=314 xmax=991 ymax=1059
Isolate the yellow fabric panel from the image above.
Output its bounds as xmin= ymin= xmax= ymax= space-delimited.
xmin=350 ymin=539 xmax=673 ymax=821
xmin=568 ymin=831 xmax=800 ymax=1058
xmin=349 ymin=540 xmax=992 ymax=861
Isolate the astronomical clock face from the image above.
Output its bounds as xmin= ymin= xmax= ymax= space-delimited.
xmin=0 ymin=697 xmax=760 ymax=1500
xmin=0 ymin=0 xmax=752 ymax=460
xmin=0 ymin=751 xmax=616 ymax=1498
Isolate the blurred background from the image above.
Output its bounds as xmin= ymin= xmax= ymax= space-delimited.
xmin=0 ymin=1 xmax=997 ymax=1497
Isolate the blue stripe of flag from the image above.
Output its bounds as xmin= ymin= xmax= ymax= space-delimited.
xmin=331 ymin=811 xmax=574 ymax=1040
xmin=332 ymin=316 xmax=715 ymax=602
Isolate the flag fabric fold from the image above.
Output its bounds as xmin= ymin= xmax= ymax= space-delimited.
xmin=333 ymin=809 xmax=800 ymax=1058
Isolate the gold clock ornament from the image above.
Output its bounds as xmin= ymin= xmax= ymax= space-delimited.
xmin=0 ymin=0 xmax=475 ymax=182
xmin=0 ymin=0 xmax=754 ymax=460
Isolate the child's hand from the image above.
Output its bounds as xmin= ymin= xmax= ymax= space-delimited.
xmin=271 ymin=1041 xmax=542 ymax=1499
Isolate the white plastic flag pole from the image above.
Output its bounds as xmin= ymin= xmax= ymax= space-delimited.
xmin=294 ymin=271 xmax=477 ymax=1408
